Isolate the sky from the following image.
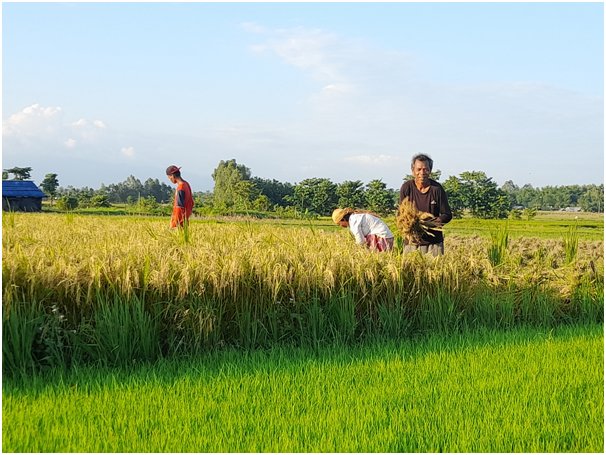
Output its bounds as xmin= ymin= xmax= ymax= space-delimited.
xmin=2 ymin=1 xmax=604 ymax=192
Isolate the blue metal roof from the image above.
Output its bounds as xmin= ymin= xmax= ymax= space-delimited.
xmin=2 ymin=180 xmax=47 ymax=198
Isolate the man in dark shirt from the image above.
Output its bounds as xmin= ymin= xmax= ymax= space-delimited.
xmin=399 ymin=154 xmax=452 ymax=256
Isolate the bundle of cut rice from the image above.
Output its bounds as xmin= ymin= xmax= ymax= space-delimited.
xmin=396 ymin=197 xmax=442 ymax=244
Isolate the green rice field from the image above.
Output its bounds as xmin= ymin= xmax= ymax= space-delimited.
xmin=3 ymin=324 xmax=603 ymax=452
xmin=2 ymin=211 xmax=603 ymax=452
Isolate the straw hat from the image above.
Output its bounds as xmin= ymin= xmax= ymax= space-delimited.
xmin=332 ymin=208 xmax=353 ymax=224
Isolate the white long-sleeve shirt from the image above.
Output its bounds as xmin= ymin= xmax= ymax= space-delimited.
xmin=348 ymin=213 xmax=394 ymax=245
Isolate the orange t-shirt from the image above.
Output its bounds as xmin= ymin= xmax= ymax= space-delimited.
xmin=171 ymin=180 xmax=194 ymax=228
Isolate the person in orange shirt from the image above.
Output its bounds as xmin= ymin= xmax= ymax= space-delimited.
xmin=166 ymin=165 xmax=194 ymax=228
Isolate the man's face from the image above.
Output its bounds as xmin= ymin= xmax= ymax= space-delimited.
xmin=412 ymin=160 xmax=431 ymax=184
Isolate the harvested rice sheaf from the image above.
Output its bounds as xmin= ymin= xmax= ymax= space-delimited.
xmin=396 ymin=197 xmax=442 ymax=244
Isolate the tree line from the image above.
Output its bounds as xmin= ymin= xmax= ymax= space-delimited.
xmin=3 ymin=163 xmax=604 ymax=217
xmin=208 ymin=159 xmax=604 ymax=217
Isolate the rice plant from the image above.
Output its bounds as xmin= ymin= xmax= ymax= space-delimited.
xmin=487 ymin=223 xmax=509 ymax=266
xmin=563 ymin=223 xmax=579 ymax=264
xmin=396 ymin=197 xmax=441 ymax=244
xmin=2 ymin=209 xmax=16 ymax=228
xmin=92 ymin=295 xmax=161 ymax=366
xmin=1 ymin=213 xmax=603 ymax=374
xmin=3 ymin=324 xmax=603 ymax=452
xmin=2 ymin=303 xmax=43 ymax=377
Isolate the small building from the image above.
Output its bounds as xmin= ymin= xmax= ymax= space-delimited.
xmin=2 ymin=180 xmax=47 ymax=212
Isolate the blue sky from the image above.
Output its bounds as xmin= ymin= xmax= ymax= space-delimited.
xmin=2 ymin=1 xmax=604 ymax=192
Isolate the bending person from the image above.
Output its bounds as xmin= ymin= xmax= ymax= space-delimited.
xmin=332 ymin=208 xmax=394 ymax=252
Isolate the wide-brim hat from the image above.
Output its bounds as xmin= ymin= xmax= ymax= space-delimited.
xmin=332 ymin=208 xmax=353 ymax=224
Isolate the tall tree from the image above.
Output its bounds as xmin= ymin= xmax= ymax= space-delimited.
xmin=143 ymin=178 xmax=173 ymax=203
xmin=579 ymin=184 xmax=604 ymax=212
xmin=364 ymin=180 xmax=396 ymax=215
xmin=540 ymin=185 xmax=569 ymax=210
xmin=211 ymin=159 xmax=255 ymax=210
xmin=517 ymin=184 xmax=540 ymax=209
xmin=442 ymin=176 xmax=466 ymax=218
xmin=501 ymin=180 xmax=519 ymax=207
xmin=40 ymin=173 xmax=59 ymax=205
xmin=336 ymin=180 xmax=365 ymax=209
xmin=287 ymin=178 xmax=338 ymax=216
xmin=117 ymin=175 xmax=144 ymax=203
xmin=250 ymin=177 xmax=294 ymax=207
xmin=4 ymin=166 xmax=32 ymax=180
xmin=457 ymin=171 xmax=510 ymax=218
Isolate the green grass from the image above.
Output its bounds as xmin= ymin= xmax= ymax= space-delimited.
xmin=442 ymin=216 xmax=603 ymax=240
xmin=252 ymin=212 xmax=604 ymax=240
xmin=3 ymin=324 xmax=603 ymax=453
xmin=40 ymin=205 xmax=604 ymax=239
xmin=533 ymin=211 xmax=603 ymax=221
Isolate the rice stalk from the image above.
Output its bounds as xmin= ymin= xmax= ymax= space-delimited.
xmin=563 ymin=225 xmax=579 ymax=264
xmin=488 ymin=224 xmax=509 ymax=267
xmin=396 ymin=198 xmax=441 ymax=244
xmin=1 ymin=213 xmax=603 ymax=374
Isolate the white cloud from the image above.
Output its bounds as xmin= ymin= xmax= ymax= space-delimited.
xmin=241 ymin=24 xmax=602 ymax=187
xmin=72 ymin=118 xmax=105 ymax=129
xmin=3 ymin=104 xmax=108 ymax=145
xmin=121 ymin=146 xmax=135 ymax=158
xmin=2 ymin=104 xmax=131 ymax=183
xmin=22 ymin=103 xmax=61 ymax=118
xmin=3 ymin=103 xmax=63 ymax=136
xmin=2 ymin=24 xmax=601 ymax=191
xmin=248 ymin=26 xmax=352 ymax=86
xmin=72 ymin=118 xmax=87 ymax=127
xmin=245 ymin=25 xmax=417 ymax=122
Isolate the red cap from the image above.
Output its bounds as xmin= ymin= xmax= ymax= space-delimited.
xmin=166 ymin=165 xmax=181 ymax=175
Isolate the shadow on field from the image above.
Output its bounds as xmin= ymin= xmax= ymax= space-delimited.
xmin=4 ymin=323 xmax=602 ymax=392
